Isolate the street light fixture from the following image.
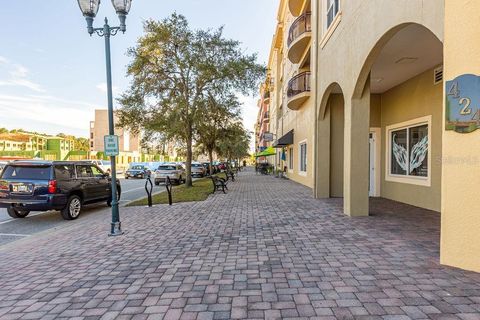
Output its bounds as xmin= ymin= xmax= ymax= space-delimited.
xmin=77 ymin=0 xmax=132 ymax=236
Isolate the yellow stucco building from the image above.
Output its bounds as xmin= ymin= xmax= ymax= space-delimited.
xmin=263 ymin=0 xmax=480 ymax=272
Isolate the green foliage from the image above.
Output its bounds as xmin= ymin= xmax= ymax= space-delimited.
xmin=215 ymin=123 xmax=251 ymax=161
xmin=74 ymin=138 xmax=90 ymax=152
xmin=117 ymin=13 xmax=264 ymax=187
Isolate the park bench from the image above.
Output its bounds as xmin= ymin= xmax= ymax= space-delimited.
xmin=211 ymin=175 xmax=228 ymax=194
xmin=225 ymin=170 xmax=235 ymax=182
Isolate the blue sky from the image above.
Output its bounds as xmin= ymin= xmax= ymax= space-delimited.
xmin=0 ymin=0 xmax=277 ymax=138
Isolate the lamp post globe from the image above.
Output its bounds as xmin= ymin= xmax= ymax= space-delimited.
xmin=77 ymin=0 xmax=101 ymax=16
xmin=77 ymin=0 xmax=101 ymax=34
xmin=111 ymin=0 xmax=132 ymax=14
xmin=111 ymin=0 xmax=132 ymax=32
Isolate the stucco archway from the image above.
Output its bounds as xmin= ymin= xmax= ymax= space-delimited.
xmin=315 ymin=83 xmax=345 ymax=199
xmin=346 ymin=22 xmax=444 ymax=216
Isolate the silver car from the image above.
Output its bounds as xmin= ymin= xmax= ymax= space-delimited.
xmin=154 ymin=164 xmax=186 ymax=185
xmin=191 ymin=162 xmax=206 ymax=177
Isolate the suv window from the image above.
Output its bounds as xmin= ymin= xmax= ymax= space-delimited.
xmin=90 ymin=166 xmax=104 ymax=178
xmin=54 ymin=165 xmax=75 ymax=180
xmin=1 ymin=166 xmax=52 ymax=180
xmin=76 ymin=165 xmax=93 ymax=178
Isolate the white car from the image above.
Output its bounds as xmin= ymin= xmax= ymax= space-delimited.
xmin=89 ymin=160 xmax=112 ymax=174
xmin=154 ymin=164 xmax=186 ymax=185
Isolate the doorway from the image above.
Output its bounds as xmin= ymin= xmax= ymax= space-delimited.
xmin=369 ymin=128 xmax=381 ymax=197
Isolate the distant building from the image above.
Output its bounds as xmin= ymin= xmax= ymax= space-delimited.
xmin=89 ymin=110 xmax=140 ymax=153
xmin=89 ymin=109 xmax=143 ymax=168
xmin=0 ymin=132 xmax=75 ymax=160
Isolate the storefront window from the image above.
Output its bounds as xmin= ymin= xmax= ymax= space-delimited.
xmin=390 ymin=123 xmax=428 ymax=178
xmin=299 ymin=143 xmax=307 ymax=172
xmin=289 ymin=147 xmax=293 ymax=170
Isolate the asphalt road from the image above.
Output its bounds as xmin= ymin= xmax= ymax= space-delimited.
xmin=0 ymin=177 xmax=168 ymax=246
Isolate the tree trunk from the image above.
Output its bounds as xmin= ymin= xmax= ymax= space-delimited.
xmin=208 ymin=149 xmax=214 ymax=175
xmin=185 ymin=134 xmax=193 ymax=187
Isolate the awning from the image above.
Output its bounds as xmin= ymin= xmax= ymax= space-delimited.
xmin=273 ymin=130 xmax=294 ymax=148
xmin=254 ymin=146 xmax=276 ymax=158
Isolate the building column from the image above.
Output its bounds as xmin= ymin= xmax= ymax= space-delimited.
xmin=441 ymin=0 xmax=480 ymax=272
xmin=315 ymin=110 xmax=331 ymax=198
xmin=343 ymin=80 xmax=370 ymax=216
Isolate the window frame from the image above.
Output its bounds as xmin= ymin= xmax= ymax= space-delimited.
xmin=298 ymin=140 xmax=307 ymax=176
xmin=320 ymin=0 xmax=342 ymax=48
xmin=385 ymin=116 xmax=432 ymax=187
xmin=288 ymin=146 xmax=294 ymax=172
xmin=326 ymin=0 xmax=339 ymax=29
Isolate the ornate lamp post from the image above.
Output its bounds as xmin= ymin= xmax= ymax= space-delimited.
xmin=77 ymin=0 xmax=132 ymax=236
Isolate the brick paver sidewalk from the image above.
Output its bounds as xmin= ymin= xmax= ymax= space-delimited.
xmin=0 ymin=168 xmax=479 ymax=320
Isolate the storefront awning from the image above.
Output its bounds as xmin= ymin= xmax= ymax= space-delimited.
xmin=254 ymin=146 xmax=276 ymax=158
xmin=273 ymin=130 xmax=294 ymax=148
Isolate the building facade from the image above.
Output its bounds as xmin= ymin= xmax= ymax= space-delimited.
xmin=263 ymin=0 xmax=480 ymax=272
xmin=0 ymin=133 xmax=75 ymax=160
xmin=89 ymin=109 xmax=142 ymax=168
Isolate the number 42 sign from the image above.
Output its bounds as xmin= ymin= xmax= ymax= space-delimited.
xmin=446 ymin=74 xmax=480 ymax=133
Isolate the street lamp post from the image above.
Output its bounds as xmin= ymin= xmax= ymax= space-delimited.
xmin=77 ymin=0 xmax=132 ymax=236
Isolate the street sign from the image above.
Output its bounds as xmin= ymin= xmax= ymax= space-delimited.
xmin=263 ymin=132 xmax=274 ymax=142
xmin=104 ymin=135 xmax=119 ymax=156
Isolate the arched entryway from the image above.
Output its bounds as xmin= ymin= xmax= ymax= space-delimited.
xmin=348 ymin=23 xmax=444 ymax=215
xmin=316 ymin=82 xmax=345 ymax=199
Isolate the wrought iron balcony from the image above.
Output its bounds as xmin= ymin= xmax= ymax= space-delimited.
xmin=287 ymin=12 xmax=311 ymax=63
xmin=287 ymin=72 xmax=311 ymax=110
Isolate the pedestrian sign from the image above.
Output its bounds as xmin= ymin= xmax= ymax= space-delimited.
xmin=104 ymin=135 xmax=119 ymax=156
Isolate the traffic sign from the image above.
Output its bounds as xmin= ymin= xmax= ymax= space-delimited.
xmin=104 ymin=135 xmax=119 ymax=156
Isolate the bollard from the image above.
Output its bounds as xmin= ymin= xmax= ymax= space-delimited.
xmin=165 ymin=176 xmax=173 ymax=206
xmin=144 ymin=173 xmax=153 ymax=207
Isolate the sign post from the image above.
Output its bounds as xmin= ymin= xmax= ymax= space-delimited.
xmin=104 ymin=134 xmax=122 ymax=236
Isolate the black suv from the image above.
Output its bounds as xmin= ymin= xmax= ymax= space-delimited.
xmin=0 ymin=161 xmax=121 ymax=220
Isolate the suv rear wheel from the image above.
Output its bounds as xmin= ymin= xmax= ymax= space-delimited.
xmin=61 ymin=195 xmax=82 ymax=220
xmin=7 ymin=208 xmax=30 ymax=219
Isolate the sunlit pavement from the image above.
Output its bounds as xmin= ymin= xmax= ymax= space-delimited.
xmin=0 ymin=168 xmax=479 ymax=319
xmin=0 ymin=177 xmax=167 ymax=246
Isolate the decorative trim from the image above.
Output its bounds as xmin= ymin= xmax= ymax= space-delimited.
xmin=320 ymin=11 xmax=342 ymax=49
xmin=385 ymin=116 xmax=432 ymax=187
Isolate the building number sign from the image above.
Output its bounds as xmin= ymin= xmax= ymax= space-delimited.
xmin=445 ymin=74 xmax=480 ymax=133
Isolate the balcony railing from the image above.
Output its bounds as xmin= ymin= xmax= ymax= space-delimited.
xmin=287 ymin=72 xmax=311 ymax=99
xmin=287 ymin=12 xmax=312 ymax=47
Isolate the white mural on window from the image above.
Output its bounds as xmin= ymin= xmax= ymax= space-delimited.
xmin=392 ymin=134 xmax=408 ymax=171
xmin=409 ymin=136 xmax=428 ymax=173
xmin=392 ymin=134 xmax=428 ymax=174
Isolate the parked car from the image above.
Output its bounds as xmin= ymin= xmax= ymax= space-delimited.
xmin=0 ymin=160 xmax=121 ymax=220
xmin=202 ymin=162 xmax=212 ymax=176
xmin=154 ymin=164 xmax=186 ymax=185
xmin=191 ymin=162 xmax=206 ymax=177
xmin=89 ymin=160 xmax=112 ymax=174
xmin=125 ymin=164 xmax=151 ymax=179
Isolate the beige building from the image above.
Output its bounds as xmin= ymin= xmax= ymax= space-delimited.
xmin=89 ymin=109 xmax=142 ymax=167
xmin=264 ymin=0 xmax=480 ymax=272
xmin=89 ymin=109 xmax=140 ymax=153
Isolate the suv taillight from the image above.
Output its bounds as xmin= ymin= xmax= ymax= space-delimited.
xmin=48 ymin=180 xmax=57 ymax=194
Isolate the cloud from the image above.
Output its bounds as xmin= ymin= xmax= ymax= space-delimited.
xmin=96 ymin=82 xmax=120 ymax=95
xmin=0 ymin=58 xmax=45 ymax=93
xmin=0 ymin=94 xmax=103 ymax=137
